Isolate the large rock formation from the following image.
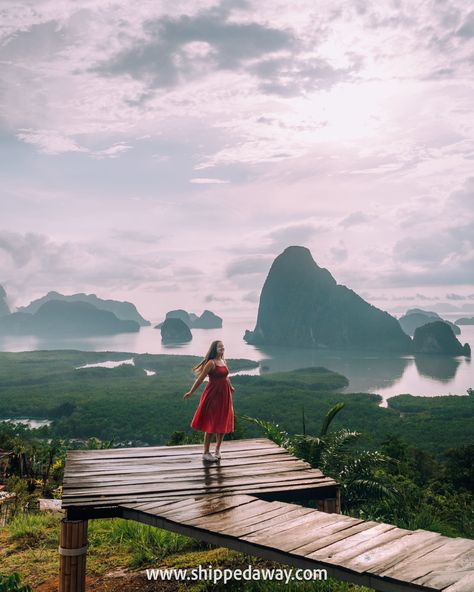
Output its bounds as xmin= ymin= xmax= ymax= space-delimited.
xmin=160 ymin=317 xmax=192 ymax=343
xmin=244 ymin=245 xmax=413 ymax=353
xmin=413 ymin=321 xmax=471 ymax=356
xmin=0 ymin=285 xmax=10 ymax=317
xmin=155 ymin=309 xmax=222 ymax=329
xmin=399 ymin=309 xmax=461 ymax=335
xmin=18 ymin=291 xmax=150 ymax=326
xmin=0 ymin=300 xmax=140 ymax=336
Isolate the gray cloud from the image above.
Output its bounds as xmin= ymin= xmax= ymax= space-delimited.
xmin=204 ymin=293 xmax=233 ymax=303
xmin=251 ymin=54 xmax=356 ymax=97
xmin=0 ymin=231 xmax=50 ymax=267
xmin=93 ymin=1 xmax=295 ymax=93
xmin=392 ymin=222 xmax=473 ymax=265
xmin=416 ymin=293 xmax=440 ymax=301
xmin=0 ymin=230 xmax=175 ymax=308
xmin=109 ymin=229 xmax=164 ymax=244
xmin=263 ymin=223 xmax=325 ymax=252
xmin=173 ymin=266 xmax=204 ymax=277
xmin=242 ymin=290 xmax=259 ymax=302
xmin=455 ymin=10 xmax=474 ymax=37
xmin=330 ymin=241 xmax=348 ymax=262
xmin=225 ymin=256 xmax=273 ymax=277
xmin=339 ymin=211 xmax=370 ymax=227
xmin=446 ymin=292 xmax=466 ymax=300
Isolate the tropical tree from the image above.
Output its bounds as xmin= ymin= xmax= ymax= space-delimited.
xmin=239 ymin=402 xmax=397 ymax=514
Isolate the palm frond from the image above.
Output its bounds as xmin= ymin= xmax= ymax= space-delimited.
xmin=239 ymin=414 xmax=290 ymax=447
xmin=319 ymin=402 xmax=346 ymax=436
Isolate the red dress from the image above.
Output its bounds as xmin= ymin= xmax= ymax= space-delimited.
xmin=190 ymin=362 xmax=234 ymax=433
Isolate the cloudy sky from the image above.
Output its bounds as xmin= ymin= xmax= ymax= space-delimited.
xmin=1 ymin=0 xmax=473 ymax=321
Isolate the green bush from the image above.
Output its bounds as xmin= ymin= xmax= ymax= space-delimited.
xmin=0 ymin=572 xmax=32 ymax=592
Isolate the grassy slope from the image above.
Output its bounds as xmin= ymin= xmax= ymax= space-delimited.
xmin=1 ymin=511 xmax=373 ymax=591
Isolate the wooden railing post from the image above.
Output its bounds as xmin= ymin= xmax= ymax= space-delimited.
xmin=59 ymin=518 xmax=88 ymax=592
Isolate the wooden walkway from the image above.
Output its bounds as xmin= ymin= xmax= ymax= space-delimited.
xmin=61 ymin=438 xmax=474 ymax=592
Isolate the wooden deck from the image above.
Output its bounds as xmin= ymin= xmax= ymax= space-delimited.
xmin=61 ymin=438 xmax=474 ymax=592
xmin=62 ymin=437 xmax=339 ymax=517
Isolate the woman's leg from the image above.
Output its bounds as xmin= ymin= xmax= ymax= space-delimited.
xmin=203 ymin=432 xmax=212 ymax=453
xmin=215 ymin=432 xmax=224 ymax=452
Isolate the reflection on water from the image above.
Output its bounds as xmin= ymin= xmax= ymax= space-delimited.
xmin=76 ymin=358 xmax=135 ymax=369
xmin=0 ymin=316 xmax=472 ymax=405
xmin=414 ymin=354 xmax=466 ymax=381
xmin=1 ymin=418 xmax=52 ymax=428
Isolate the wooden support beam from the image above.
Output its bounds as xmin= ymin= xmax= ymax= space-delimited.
xmin=59 ymin=518 xmax=88 ymax=592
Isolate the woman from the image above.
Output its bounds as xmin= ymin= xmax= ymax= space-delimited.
xmin=183 ymin=340 xmax=235 ymax=462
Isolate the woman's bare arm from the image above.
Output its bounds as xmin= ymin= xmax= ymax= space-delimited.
xmin=183 ymin=360 xmax=215 ymax=399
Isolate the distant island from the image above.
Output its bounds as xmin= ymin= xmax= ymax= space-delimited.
xmin=455 ymin=317 xmax=474 ymax=325
xmin=244 ymin=245 xmax=413 ymax=353
xmin=17 ymin=290 xmax=150 ymax=326
xmin=0 ymin=300 xmax=140 ymax=336
xmin=399 ymin=308 xmax=461 ymax=335
xmin=160 ymin=317 xmax=192 ymax=343
xmin=413 ymin=321 xmax=471 ymax=356
xmin=155 ymin=309 xmax=222 ymax=329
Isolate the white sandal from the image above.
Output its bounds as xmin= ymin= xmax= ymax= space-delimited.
xmin=202 ymin=452 xmax=218 ymax=462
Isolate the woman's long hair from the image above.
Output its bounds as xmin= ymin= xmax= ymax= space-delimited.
xmin=192 ymin=340 xmax=223 ymax=376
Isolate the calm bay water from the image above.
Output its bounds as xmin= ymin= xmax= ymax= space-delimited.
xmin=0 ymin=315 xmax=472 ymax=406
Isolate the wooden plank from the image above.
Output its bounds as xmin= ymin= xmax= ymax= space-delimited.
xmin=63 ymin=470 xmax=326 ymax=490
xmin=63 ymin=461 xmax=319 ymax=486
xmin=242 ymin=510 xmax=353 ymax=548
xmin=377 ymin=537 xmax=474 ymax=581
xmin=156 ymin=496 xmax=262 ymax=523
xmin=181 ymin=499 xmax=286 ymax=529
xmin=179 ymin=499 xmax=278 ymax=528
xmin=65 ymin=438 xmax=276 ymax=455
xmin=309 ymin=523 xmax=401 ymax=563
xmin=64 ymin=449 xmax=290 ymax=468
xmin=408 ymin=547 xmax=474 ymax=589
xmin=65 ymin=439 xmax=281 ymax=461
xmin=443 ymin=572 xmax=474 ymax=592
xmin=63 ymin=456 xmax=314 ymax=478
xmin=275 ymin=515 xmax=364 ymax=553
xmin=303 ymin=523 xmax=405 ymax=560
xmin=215 ymin=503 xmax=299 ymax=537
xmin=67 ymin=437 xmax=276 ymax=453
xmin=218 ymin=504 xmax=328 ymax=539
xmin=342 ymin=530 xmax=444 ymax=574
xmin=147 ymin=496 xmax=253 ymax=521
xmin=415 ymin=568 xmax=474 ymax=591
xmin=64 ymin=456 xmax=313 ymax=474
xmin=61 ymin=475 xmax=336 ymax=498
xmin=62 ymin=479 xmax=337 ymax=508
xmin=246 ymin=512 xmax=363 ymax=556
xmin=123 ymin=493 xmax=228 ymax=513
xmin=124 ymin=498 xmax=184 ymax=512
xmin=62 ymin=481 xmax=336 ymax=509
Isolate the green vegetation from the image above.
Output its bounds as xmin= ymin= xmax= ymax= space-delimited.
xmin=0 ymin=351 xmax=472 ymax=455
xmin=0 ymin=350 xmax=472 ymax=590
xmin=242 ymin=403 xmax=474 ymax=539
xmin=0 ymin=573 xmax=31 ymax=592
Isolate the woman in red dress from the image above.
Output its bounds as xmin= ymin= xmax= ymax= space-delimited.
xmin=183 ymin=340 xmax=235 ymax=462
